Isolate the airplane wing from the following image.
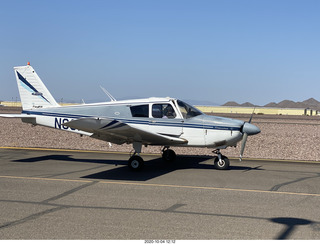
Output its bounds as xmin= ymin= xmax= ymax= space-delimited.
xmin=63 ymin=117 xmax=188 ymax=146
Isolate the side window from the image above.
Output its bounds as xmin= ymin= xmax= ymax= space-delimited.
xmin=152 ymin=104 xmax=176 ymax=119
xmin=130 ymin=105 xmax=149 ymax=117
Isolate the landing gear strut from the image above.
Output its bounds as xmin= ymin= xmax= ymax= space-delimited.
xmin=212 ymin=149 xmax=230 ymax=170
xmin=128 ymin=142 xmax=144 ymax=171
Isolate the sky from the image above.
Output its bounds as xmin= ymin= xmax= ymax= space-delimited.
xmin=0 ymin=0 xmax=319 ymax=105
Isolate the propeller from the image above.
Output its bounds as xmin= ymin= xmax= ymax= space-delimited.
xmin=239 ymin=109 xmax=260 ymax=161
xmin=239 ymin=133 xmax=248 ymax=161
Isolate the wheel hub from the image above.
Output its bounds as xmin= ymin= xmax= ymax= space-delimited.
xmin=131 ymin=160 xmax=139 ymax=169
xmin=217 ymin=160 xmax=225 ymax=167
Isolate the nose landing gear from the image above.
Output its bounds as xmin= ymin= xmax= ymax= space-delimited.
xmin=212 ymin=149 xmax=230 ymax=170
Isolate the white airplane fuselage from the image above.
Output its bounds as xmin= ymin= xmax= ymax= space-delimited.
xmin=21 ymin=97 xmax=249 ymax=149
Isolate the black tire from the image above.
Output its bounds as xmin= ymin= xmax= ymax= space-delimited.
xmin=214 ymin=155 xmax=230 ymax=170
xmin=162 ymin=149 xmax=176 ymax=162
xmin=128 ymin=155 xmax=144 ymax=171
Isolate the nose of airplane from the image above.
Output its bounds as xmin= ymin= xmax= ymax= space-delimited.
xmin=242 ymin=122 xmax=261 ymax=135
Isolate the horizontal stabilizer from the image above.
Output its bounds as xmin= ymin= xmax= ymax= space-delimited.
xmin=0 ymin=113 xmax=36 ymax=125
xmin=0 ymin=114 xmax=35 ymax=118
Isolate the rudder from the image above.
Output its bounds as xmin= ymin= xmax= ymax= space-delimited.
xmin=14 ymin=64 xmax=60 ymax=110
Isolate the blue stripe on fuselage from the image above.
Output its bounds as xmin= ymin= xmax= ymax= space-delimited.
xmin=22 ymin=110 xmax=241 ymax=131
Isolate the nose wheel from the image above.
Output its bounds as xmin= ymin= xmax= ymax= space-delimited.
xmin=213 ymin=149 xmax=230 ymax=170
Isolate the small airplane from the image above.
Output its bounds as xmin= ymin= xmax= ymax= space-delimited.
xmin=0 ymin=63 xmax=260 ymax=170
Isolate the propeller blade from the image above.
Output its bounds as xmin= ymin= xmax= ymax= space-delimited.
xmin=248 ymin=108 xmax=255 ymax=123
xmin=239 ymin=132 xmax=248 ymax=161
xmin=239 ymin=108 xmax=260 ymax=161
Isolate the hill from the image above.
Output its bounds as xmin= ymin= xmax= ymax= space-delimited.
xmin=222 ymin=98 xmax=320 ymax=109
xmin=222 ymin=101 xmax=259 ymax=107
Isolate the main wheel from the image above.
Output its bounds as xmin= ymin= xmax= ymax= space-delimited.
xmin=214 ymin=155 xmax=230 ymax=170
xmin=128 ymin=155 xmax=144 ymax=171
xmin=162 ymin=149 xmax=176 ymax=162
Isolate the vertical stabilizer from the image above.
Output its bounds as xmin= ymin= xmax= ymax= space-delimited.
xmin=14 ymin=64 xmax=60 ymax=110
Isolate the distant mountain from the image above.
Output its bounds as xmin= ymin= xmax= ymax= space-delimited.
xmin=303 ymin=98 xmax=320 ymax=107
xmin=222 ymin=98 xmax=320 ymax=109
xmin=222 ymin=101 xmax=259 ymax=107
xmin=264 ymin=102 xmax=277 ymax=107
xmin=270 ymin=98 xmax=320 ymax=109
xmin=223 ymin=101 xmax=241 ymax=106
xmin=277 ymin=100 xmax=301 ymax=108
xmin=241 ymin=102 xmax=257 ymax=107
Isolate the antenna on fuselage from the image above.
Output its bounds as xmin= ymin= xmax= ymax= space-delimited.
xmin=100 ymin=85 xmax=117 ymax=102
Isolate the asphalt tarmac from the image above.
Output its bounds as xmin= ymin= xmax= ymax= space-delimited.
xmin=0 ymin=147 xmax=320 ymax=240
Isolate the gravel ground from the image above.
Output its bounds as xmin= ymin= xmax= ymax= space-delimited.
xmin=0 ymin=108 xmax=319 ymax=161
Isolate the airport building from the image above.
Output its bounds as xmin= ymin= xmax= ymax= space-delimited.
xmin=196 ymin=106 xmax=319 ymax=116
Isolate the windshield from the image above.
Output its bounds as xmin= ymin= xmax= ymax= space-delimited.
xmin=177 ymin=100 xmax=203 ymax=119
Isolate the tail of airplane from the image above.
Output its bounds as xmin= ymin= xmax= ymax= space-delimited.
xmin=14 ymin=63 xmax=60 ymax=110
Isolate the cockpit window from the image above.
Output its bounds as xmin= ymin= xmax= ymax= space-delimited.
xmin=152 ymin=104 xmax=176 ymax=119
xmin=130 ymin=105 xmax=149 ymax=117
xmin=177 ymin=100 xmax=203 ymax=119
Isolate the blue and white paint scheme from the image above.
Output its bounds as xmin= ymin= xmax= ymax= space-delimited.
xmin=0 ymin=63 xmax=260 ymax=170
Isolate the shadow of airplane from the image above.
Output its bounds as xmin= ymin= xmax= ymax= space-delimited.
xmin=82 ymin=157 xmax=263 ymax=181
xmin=82 ymin=155 xmax=211 ymax=181
xmin=13 ymin=154 xmax=127 ymax=165
xmin=12 ymin=153 xmax=264 ymax=181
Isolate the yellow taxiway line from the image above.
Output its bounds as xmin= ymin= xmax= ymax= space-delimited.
xmin=1 ymin=175 xmax=320 ymax=198
xmin=0 ymin=146 xmax=319 ymax=164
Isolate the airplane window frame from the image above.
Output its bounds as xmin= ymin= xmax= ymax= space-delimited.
xmin=152 ymin=103 xmax=176 ymax=119
xmin=177 ymin=100 xmax=203 ymax=119
xmin=130 ymin=104 xmax=149 ymax=118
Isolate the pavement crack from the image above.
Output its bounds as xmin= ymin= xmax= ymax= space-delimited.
xmin=30 ymin=165 xmax=108 ymax=178
xmin=270 ymin=173 xmax=320 ymax=192
xmin=0 ymin=206 xmax=66 ymax=230
xmin=41 ymin=181 xmax=98 ymax=203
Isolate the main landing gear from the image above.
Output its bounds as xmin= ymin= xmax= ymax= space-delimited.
xmin=127 ymin=144 xmax=177 ymax=171
xmin=128 ymin=142 xmax=144 ymax=171
xmin=128 ymin=154 xmax=144 ymax=171
xmin=127 ymin=143 xmax=230 ymax=171
xmin=161 ymin=146 xmax=176 ymax=162
xmin=212 ymin=149 xmax=230 ymax=170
